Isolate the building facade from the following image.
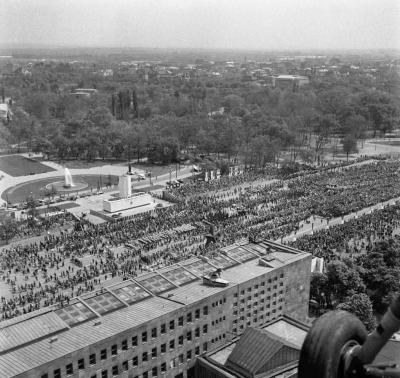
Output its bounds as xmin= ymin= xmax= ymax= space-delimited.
xmin=0 ymin=240 xmax=311 ymax=378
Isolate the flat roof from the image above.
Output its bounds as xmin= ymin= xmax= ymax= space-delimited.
xmin=0 ymin=240 xmax=310 ymax=377
xmin=0 ymin=297 xmax=182 ymax=378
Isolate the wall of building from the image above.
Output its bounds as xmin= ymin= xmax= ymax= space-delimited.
xmin=282 ymin=255 xmax=312 ymax=322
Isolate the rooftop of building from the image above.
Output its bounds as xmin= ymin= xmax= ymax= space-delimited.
xmin=0 ymin=239 xmax=310 ymax=377
xmin=208 ymin=315 xmax=309 ymax=366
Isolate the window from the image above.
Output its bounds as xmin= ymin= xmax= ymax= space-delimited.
xmin=203 ymin=306 xmax=208 ymax=315
xmin=66 ymin=364 xmax=73 ymax=375
xmin=142 ymin=352 xmax=148 ymax=362
xmin=132 ymin=335 xmax=138 ymax=347
xmin=102 ymin=370 xmax=108 ymax=378
xmin=41 ymin=375 xmax=48 ymax=378
xmin=101 ymin=349 xmax=107 ymax=360
xmin=132 ymin=356 xmax=138 ymax=367
xmin=234 ymin=293 xmax=238 ymax=297
xmin=178 ymin=335 xmax=184 ymax=345
xmin=152 ymin=347 xmax=157 ymax=358
xmin=122 ymin=339 xmax=128 ymax=350
xmin=195 ymin=328 xmax=200 ymax=337
xmin=179 ymin=354 xmax=184 ymax=364
xmin=90 ymin=354 xmax=96 ymax=365
xmin=233 ymin=302 xmax=238 ymax=307
xmin=161 ymin=362 xmax=167 ymax=373
xmin=186 ymin=350 xmax=192 ymax=360
xmin=161 ymin=343 xmax=166 ymax=353
xmin=152 ymin=367 xmax=157 ymax=376
xmin=151 ymin=327 xmax=157 ymax=338
xmin=187 ymin=331 xmax=192 ymax=341
xmin=178 ymin=316 xmax=184 ymax=326
xmin=122 ymin=361 xmax=128 ymax=371
xmin=143 ymin=372 xmax=148 ymax=378
xmin=195 ymin=346 xmax=200 ymax=355
xmin=112 ymin=366 xmax=118 ymax=376
xmin=255 ymin=284 xmax=259 ymax=289
xmin=187 ymin=312 xmax=192 ymax=322
xmin=240 ymin=290 xmax=245 ymax=295
xmin=203 ymin=342 xmax=208 ymax=351
xmin=54 ymin=369 xmax=61 ymax=378
xmin=111 ymin=344 xmax=117 ymax=355
xmin=169 ymin=319 xmax=175 ymax=330
xmin=142 ymin=331 xmax=147 ymax=343
xmin=261 ymin=281 xmax=265 ymax=286
xmin=203 ymin=324 xmax=208 ymax=333
xmin=161 ymin=323 xmax=166 ymax=334
xmin=247 ymin=287 xmax=251 ymax=292
xmin=195 ymin=309 xmax=200 ymax=318
xmin=78 ymin=358 xmax=85 ymax=370
xmin=170 ymin=339 xmax=175 ymax=350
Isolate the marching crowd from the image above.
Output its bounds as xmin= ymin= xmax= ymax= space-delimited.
xmin=1 ymin=158 xmax=400 ymax=320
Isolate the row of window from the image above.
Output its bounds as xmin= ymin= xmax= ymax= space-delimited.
xmin=41 ymin=325 xmax=210 ymax=378
xmin=211 ymin=297 xmax=227 ymax=307
xmin=42 ymin=343 xmax=208 ymax=378
xmin=233 ymin=274 xmax=285 ymax=297
xmin=232 ymin=310 xmax=282 ymax=334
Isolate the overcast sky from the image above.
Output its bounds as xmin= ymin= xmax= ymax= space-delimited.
xmin=1 ymin=0 xmax=399 ymax=50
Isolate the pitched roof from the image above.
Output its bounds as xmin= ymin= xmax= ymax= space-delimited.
xmin=226 ymin=327 xmax=300 ymax=378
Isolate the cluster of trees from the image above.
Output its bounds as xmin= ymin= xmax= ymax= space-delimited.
xmin=1 ymin=59 xmax=399 ymax=165
xmin=310 ymin=239 xmax=400 ymax=330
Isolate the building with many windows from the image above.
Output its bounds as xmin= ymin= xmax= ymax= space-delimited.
xmin=0 ymin=240 xmax=311 ymax=378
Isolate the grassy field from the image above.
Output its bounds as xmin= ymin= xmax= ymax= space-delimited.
xmin=0 ymin=155 xmax=56 ymax=177
xmin=2 ymin=174 xmax=119 ymax=204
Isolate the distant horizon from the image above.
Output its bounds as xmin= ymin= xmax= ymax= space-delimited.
xmin=1 ymin=0 xmax=399 ymax=52
xmin=0 ymin=43 xmax=399 ymax=54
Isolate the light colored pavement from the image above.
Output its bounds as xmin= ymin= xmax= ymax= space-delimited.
xmin=279 ymin=197 xmax=399 ymax=243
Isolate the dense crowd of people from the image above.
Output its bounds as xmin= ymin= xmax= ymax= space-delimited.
xmin=289 ymin=203 xmax=400 ymax=261
xmin=1 ymin=157 xmax=400 ymax=320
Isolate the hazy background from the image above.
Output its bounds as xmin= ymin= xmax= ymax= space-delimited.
xmin=1 ymin=0 xmax=399 ymax=50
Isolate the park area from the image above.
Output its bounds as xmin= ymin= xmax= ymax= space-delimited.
xmin=0 ymin=155 xmax=56 ymax=177
xmin=2 ymin=174 xmax=119 ymax=204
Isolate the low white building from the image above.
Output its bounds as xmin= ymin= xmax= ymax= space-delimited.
xmin=103 ymin=192 xmax=152 ymax=213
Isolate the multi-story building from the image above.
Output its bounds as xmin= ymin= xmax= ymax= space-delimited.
xmin=274 ymin=75 xmax=310 ymax=92
xmin=0 ymin=240 xmax=311 ymax=378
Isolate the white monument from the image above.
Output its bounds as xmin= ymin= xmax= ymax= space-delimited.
xmin=103 ymin=172 xmax=152 ymax=213
xmin=118 ymin=174 xmax=132 ymax=198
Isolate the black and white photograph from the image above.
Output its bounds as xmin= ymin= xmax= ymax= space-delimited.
xmin=0 ymin=0 xmax=400 ymax=377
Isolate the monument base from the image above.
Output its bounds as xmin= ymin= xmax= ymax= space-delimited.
xmin=103 ymin=192 xmax=152 ymax=213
